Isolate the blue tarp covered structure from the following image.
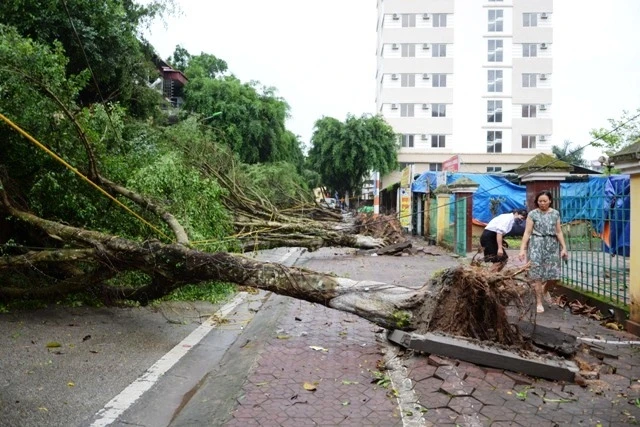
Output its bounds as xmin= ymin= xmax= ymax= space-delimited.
xmin=411 ymin=172 xmax=527 ymax=224
xmin=411 ymin=172 xmax=630 ymax=256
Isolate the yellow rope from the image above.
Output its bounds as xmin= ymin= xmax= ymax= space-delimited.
xmin=0 ymin=112 xmax=173 ymax=242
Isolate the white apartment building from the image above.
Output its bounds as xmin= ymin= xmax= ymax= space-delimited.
xmin=376 ymin=0 xmax=553 ymax=184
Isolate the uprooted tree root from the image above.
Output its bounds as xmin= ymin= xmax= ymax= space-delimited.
xmin=417 ymin=265 xmax=531 ymax=347
xmin=352 ymin=213 xmax=406 ymax=244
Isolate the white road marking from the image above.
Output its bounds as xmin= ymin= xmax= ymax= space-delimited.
xmin=90 ymin=292 xmax=248 ymax=427
xmin=578 ymin=337 xmax=640 ymax=345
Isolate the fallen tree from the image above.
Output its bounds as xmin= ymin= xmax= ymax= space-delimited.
xmin=1 ymin=185 xmax=533 ymax=347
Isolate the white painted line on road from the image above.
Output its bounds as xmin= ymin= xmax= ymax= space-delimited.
xmin=90 ymin=292 xmax=249 ymax=427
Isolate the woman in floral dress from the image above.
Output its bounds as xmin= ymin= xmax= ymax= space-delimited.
xmin=518 ymin=190 xmax=568 ymax=313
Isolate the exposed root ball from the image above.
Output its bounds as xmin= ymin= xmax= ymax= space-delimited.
xmin=353 ymin=213 xmax=406 ymax=244
xmin=422 ymin=266 xmax=528 ymax=346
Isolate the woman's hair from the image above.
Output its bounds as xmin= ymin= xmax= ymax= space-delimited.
xmin=534 ymin=190 xmax=554 ymax=207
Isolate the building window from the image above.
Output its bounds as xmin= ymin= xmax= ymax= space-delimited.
xmin=488 ymin=10 xmax=503 ymax=32
xmin=522 ymin=104 xmax=537 ymax=118
xmin=523 ymin=43 xmax=537 ymax=57
xmin=429 ymin=163 xmax=443 ymax=172
xmin=431 ymin=104 xmax=446 ymax=117
xmin=401 ymin=74 xmax=415 ymax=87
xmin=488 ymin=40 xmax=503 ymax=62
xmin=487 ymin=166 xmax=503 ymax=172
xmin=522 ymin=135 xmax=536 ymax=149
xmin=400 ymin=103 xmax=415 ymax=117
xmin=523 ymin=13 xmax=538 ymax=27
xmin=401 ymin=43 xmax=416 ymax=57
xmin=432 ymin=44 xmax=446 ymax=57
xmin=432 ymin=74 xmax=447 ymax=87
xmin=432 ymin=13 xmax=447 ymax=27
xmin=488 ymin=70 xmax=503 ymax=92
xmin=487 ymin=100 xmax=503 ymax=123
xmin=431 ymin=135 xmax=446 ymax=148
xmin=487 ymin=131 xmax=503 ymax=153
xmin=401 ymin=14 xmax=416 ymax=27
xmin=522 ymin=73 xmax=537 ymax=88
xmin=400 ymin=134 xmax=414 ymax=148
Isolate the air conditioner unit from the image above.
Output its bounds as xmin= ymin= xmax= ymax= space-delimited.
xmin=422 ymin=43 xmax=430 ymax=50
xmin=540 ymin=43 xmax=548 ymax=50
xmin=422 ymin=73 xmax=431 ymax=80
xmin=392 ymin=43 xmax=399 ymax=50
xmin=539 ymin=74 xmax=548 ymax=80
xmin=539 ymin=104 xmax=547 ymax=111
xmin=539 ymin=135 xmax=547 ymax=142
xmin=421 ymin=134 xmax=429 ymax=140
xmin=391 ymin=103 xmax=399 ymax=110
xmin=422 ymin=103 xmax=430 ymax=110
xmin=391 ymin=73 xmax=399 ymax=80
xmin=422 ymin=13 xmax=430 ymax=20
xmin=392 ymin=13 xmax=400 ymax=20
xmin=540 ymin=12 xmax=548 ymax=19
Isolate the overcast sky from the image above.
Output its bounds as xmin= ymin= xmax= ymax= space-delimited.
xmin=144 ymin=1 xmax=640 ymax=160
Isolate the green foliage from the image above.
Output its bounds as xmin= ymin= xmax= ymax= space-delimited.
xmin=127 ymin=151 xmax=233 ymax=250
xmin=307 ymin=114 xmax=398 ymax=196
xmin=162 ymin=281 xmax=236 ymax=304
xmin=551 ymin=140 xmax=588 ymax=167
xmin=0 ymin=0 xmax=169 ymax=116
xmin=590 ymin=108 xmax=640 ymax=153
xmin=242 ymin=162 xmax=313 ymax=208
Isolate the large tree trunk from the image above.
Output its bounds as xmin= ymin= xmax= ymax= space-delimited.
xmin=1 ymin=201 xmax=527 ymax=345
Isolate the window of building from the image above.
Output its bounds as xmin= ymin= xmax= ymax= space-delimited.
xmin=400 ymin=103 xmax=415 ymax=117
xmin=522 ymin=73 xmax=537 ymax=88
xmin=432 ymin=43 xmax=446 ymax=57
xmin=487 ymin=131 xmax=503 ymax=153
xmin=401 ymin=14 xmax=416 ymax=27
xmin=523 ymin=13 xmax=538 ymax=27
xmin=523 ymin=43 xmax=537 ymax=57
xmin=432 ymin=74 xmax=447 ymax=87
xmin=400 ymin=134 xmax=414 ymax=147
xmin=487 ymin=166 xmax=503 ymax=172
xmin=487 ymin=100 xmax=503 ymax=123
xmin=429 ymin=163 xmax=443 ymax=172
xmin=431 ymin=103 xmax=446 ymax=117
xmin=401 ymin=43 xmax=416 ymax=57
xmin=431 ymin=135 xmax=446 ymax=148
xmin=522 ymin=135 xmax=536 ymax=149
xmin=488 ymin=39 xmax=503 ymax=62
xmin=401 ymin=73 xmax=415 ymax=87
xmin=522 ymin=104 xmax=537 ymax=118
xmin=488 ymin=70 xmax=503 ymax=92
xmin=432 ymin=13 xmax=447 ymax=27
xmin=488 ymin=10 xmax=504 ymax=32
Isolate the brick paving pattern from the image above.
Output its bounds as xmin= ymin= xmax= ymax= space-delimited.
xmin=227 ymin=299 xmax=402 ymax=426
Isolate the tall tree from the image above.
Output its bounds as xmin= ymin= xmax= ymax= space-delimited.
xmin=307 ymin=115 xmax=398 ymax=197
xmin=551 ymin=140 xmax=588 ymax=167
xmin=0 ymin=0 xmax=169 ymax=117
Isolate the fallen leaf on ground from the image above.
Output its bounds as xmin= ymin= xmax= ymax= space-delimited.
xmin=46 ymin=342 xmax=61 ymax=348
xmin=303 ymin=382 xmax=317 ymax=391
xmin=309 ymin=346 xmax=328 ymax=352
xmin=67 ymin=382 xmax=75 ymax=387
xmin=276 ymin=335 xmax=290 ymax=340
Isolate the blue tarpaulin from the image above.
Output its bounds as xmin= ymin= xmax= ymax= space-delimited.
xmin=411 ymin=172 xmax=527 ymax=224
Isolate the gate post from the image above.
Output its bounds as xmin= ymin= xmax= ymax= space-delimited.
xmin=610 ymin=142 xmax=640 ymax=336
xmin=514 ymin=153 xmax=572 ymax=210
xmin=449 ymin=178 xmax=480 ymax=254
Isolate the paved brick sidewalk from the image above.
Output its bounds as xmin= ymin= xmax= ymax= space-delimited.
xmin=226 ymin=298 xmax=402 ymax=426
xmin=404 ymin=303 xmax=640 ymax=426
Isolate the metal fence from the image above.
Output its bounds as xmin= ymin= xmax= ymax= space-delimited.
xmin=558 ymin=180 xmax=630 ymax=306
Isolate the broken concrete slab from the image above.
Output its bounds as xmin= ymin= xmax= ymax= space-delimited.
xmin=388 ymin=330 xmax=579 ymax=382
xmin=514 ymin=319 xmax=578 ymax=356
